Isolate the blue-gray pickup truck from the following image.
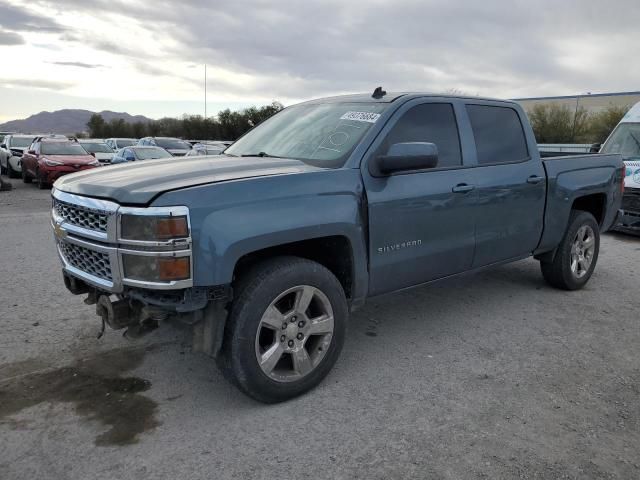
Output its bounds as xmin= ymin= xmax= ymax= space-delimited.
xmin=51 ymin=91 xmax=625 ymax=402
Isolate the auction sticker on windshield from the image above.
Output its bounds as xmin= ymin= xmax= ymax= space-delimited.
xmin=340 ymin=111 xmax=381 ymax=123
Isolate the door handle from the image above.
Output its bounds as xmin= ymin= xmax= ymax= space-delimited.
xmin=452 ymin=184 xmax=475 ymax=193
xmin=527 ymin=175 xmax=545 ymax=184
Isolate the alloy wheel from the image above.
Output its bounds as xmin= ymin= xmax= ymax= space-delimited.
xmin=254 ymin=285 xmax=334 ymax=383
xmin=570 ymin=225 xmax=595 ymax=278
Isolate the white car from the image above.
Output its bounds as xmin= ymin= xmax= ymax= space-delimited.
xmin=79 ymin=139 xmax=115 ymax=164
xmin=184 ymin=142 xmax=227 ymax=156
xmin=0 ymin=134 xmax=35 ymax=178
xmin=105 ymin=138 xmax=138 ymax=151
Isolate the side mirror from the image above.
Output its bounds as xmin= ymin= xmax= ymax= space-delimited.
xmin=28 ymin=149 xmax=36 ymax=155
xmin=371 ymin=142 xmax=439 ymax=176
xmin=90 ymin=152 xmax=96 ymax=157
xmin=0 ymin=144 xmax=6 ymax=149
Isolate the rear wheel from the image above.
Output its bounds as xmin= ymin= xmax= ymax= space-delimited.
xmin=540 ymin=210 xmax=600 ymax=290
xmin=220 ymin=256 xmax=348 ymax=403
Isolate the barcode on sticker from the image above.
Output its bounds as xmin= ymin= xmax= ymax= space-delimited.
xmin=340 ymin=111 xmax=381 ymax=123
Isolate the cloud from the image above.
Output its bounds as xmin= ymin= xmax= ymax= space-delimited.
xmin=49 ymin=61 xmax=104 ymax=68
xmin=0 ymin=31 xmax=25 ymax=45
xmin=0 ymin=79 xmax=74 ymax=91
xmin=7 ymin=0 xmax=640 ymax=108
xmin=0 ymin=3 xmax=65 ymax=33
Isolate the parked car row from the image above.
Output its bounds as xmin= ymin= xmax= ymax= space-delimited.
xmin=1 ymin=133 xmax=235 ymax=189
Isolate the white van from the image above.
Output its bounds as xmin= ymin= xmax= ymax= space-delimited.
xmin=600 ymin=102 xmax=640 ymax=232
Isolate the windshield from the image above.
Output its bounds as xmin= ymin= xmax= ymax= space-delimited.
xmin=135 ymin=147 xmax=172 ymax=160
xmin=80 ymin=142 xmax=113 ymax=153
xmin=11 ymin=137 xmax=34 ymax=148
xmin=155 ymin=138 xmax=191 ymax=149
xmin=116 ymin=139 xmax=136 ymax=147
xmin=601 ymin=123 xmax=640 ymax=159
xmin=224 ymin=103 xmax=388 ymax=167
xmin=41 ymin=143 xmax=88 ymax=155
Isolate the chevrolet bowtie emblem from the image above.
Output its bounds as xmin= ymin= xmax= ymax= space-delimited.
xmin=53 ymin=219 xmax=66 ymax=239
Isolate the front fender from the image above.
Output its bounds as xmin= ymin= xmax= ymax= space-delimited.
xmin=153 ymin=169 xmax=368 ymax=301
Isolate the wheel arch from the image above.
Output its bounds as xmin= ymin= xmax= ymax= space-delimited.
xmin=232 ymin=235 xmax=357 ymax=302
xmin=571 ymin=193 xmax=607 ymax=226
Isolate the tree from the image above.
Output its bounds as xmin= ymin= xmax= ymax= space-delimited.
xmin=527 ymin=103 xmax=590 ymax=143
xmin=85 ymin=102 xmax=283 ymax=141
xmin=588 ymin=105 xmax=630 ymax=144
xmin=86 ymin=114 xmax=106 ymax=137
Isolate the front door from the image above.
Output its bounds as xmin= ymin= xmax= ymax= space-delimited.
xmin=362 ymin=100 xmax=477 ymax=296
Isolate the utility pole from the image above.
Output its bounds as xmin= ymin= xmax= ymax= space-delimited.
xmin=204 ymin=64 xmax=207 ymax=119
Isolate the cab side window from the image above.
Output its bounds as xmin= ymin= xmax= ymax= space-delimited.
xmin=378 ymin=103 xmax=462 ymax=168
xmin=466 ymin=105 xmax=529 ymax=164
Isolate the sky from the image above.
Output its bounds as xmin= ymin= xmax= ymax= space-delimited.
xmin=0 ymin=0 xmax=638 ymax=123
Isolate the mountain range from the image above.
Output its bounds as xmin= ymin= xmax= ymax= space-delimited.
xmin=0 ymin=110 xmax=153 ymax=135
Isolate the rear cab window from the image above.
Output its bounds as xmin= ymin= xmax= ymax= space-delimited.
xmin=466 ymin=104 xmax=529 ymax=165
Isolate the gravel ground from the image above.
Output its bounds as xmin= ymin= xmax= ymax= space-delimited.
xmin=1 ymin=178 xmax=639 ymax=480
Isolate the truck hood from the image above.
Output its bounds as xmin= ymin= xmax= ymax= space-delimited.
xmin=53 ymin=155 xmax=322 ymax=205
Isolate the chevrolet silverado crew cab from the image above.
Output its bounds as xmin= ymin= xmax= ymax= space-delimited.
xmin=50 ymin=90 xmax=624 ymax=403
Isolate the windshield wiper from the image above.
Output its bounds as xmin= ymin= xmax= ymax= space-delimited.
xmin=240 ymin=151 xmax=281 ymax=158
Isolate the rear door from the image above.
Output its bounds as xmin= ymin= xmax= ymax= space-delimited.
xmin=464 ymin=102 xmax=546 ymax=267
xmin=363 ymin=99 xmax=478 ymax=295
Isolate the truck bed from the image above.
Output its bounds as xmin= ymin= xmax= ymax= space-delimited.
xmin=536 ymin=153 xmax=623 ymax=253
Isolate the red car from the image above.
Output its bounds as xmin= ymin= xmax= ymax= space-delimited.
xmin=21 ymin=138 xmax=100 ymax=189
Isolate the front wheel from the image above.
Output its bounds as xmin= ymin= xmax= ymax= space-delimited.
xmin=220 ymin=256 xmax=348 ymax=403
xmin=36 ymin=169 xmax=48 ymax=189
xmin=540 ymin=210 xmax=600 ymax=290
xmin=22 ymin=166 xmax=32 ymax=183
xmin=7 ymin=160 xmax=19 ymax=179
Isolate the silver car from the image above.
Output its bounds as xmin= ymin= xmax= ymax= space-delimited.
xmin=0 ymin=134 xmax=35 ymax=178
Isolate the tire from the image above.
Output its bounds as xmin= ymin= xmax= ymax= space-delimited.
xmin=7 ymin=160 xmax=19 ymax=179
xmin=540 ymin=210 xmax=600 ymax=290
xmin=219 ymin=256 xmax=348 ymax=403
xmin=22 ymin=166 xmax=32 ymax=183
xmin=36 ymin=169 xmax=48 ymax=189
xmin=0 ymin=159 xmax=6 ymax=175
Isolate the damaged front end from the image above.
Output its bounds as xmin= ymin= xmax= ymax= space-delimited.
xmin=52 ymin=188 xmax=229 ymax=351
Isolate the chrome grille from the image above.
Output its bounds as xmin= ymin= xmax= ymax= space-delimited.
xmin=59 ymin=242 xmax=112 ymax=281
xmin=54 ymin=199 xmax=109 ymax=232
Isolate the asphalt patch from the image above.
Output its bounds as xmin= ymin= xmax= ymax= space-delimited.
xmin=0 ymin=347 xmax=160 ymax=446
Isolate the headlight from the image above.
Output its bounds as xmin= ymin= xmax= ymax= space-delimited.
xmin=43 ymin=158 xmax=64 ymax=166
xmin=120 ymin=214 xmax=189 ymax=241
xmin=89 ymin=159 xmax=100 ymax=166
xmin=122 ymin=255 xmax=190 ymax=282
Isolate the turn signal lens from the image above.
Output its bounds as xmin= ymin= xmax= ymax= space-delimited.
xmin=122 ymin=254 xmax=190 ymax=282
xmin=155 ymin=217 xmax=189 ymax=239
xmin=158 ymin=257 xmax=190 ymax=281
